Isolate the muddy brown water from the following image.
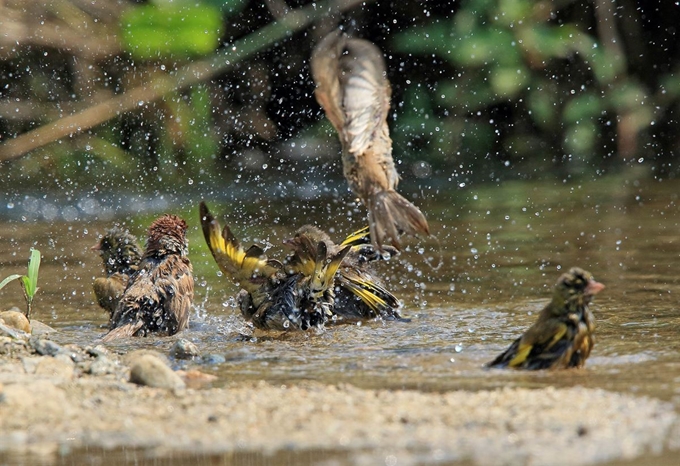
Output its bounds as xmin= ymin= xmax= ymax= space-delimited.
xmin=1 ymin=174 xmax=679 ymax=463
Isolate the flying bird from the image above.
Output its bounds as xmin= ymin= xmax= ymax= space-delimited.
xmin=311 ymin=30 xmax=430 ymax=251
xmin=487 ymin=267 xmax=604 ymax=370
xmin=103 ymin=215 xmax=193 ymax=341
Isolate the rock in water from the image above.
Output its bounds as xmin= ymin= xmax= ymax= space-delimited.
xmin=129 ymin=354 xmax=186 ymax=391
xmin=171 ymin=338 xmax=199 ymax=359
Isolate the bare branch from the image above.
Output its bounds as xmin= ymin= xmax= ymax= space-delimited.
xmin=0 ymin=0 xmax=368 ymax=162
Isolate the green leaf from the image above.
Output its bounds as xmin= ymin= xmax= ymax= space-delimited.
xmin=0 ymin=274 xmax=23 ymax=291
xmin=564 ymin=122 xmax=598 ymax=155
xmin=392 ymin=22 xmax=453 ymax=57
xmin=518 ymin=24 xmax=581 ymax=60
xmin=527 ymin=85 xmax=558 ymax=130
xmin=562 ymin=92 xmax=603 ymax=124
xmin=121 ymin=4 xmax=222 ymax=60
xmin=495 ymin=0 xmax=533 ymax=27
xmin=449 ymin=27 xmax=520 ymax=67
xmin=25 ymin=249 xmax=40 ymax=299
xmin=489 ymin=65 xmax=529 ymax=98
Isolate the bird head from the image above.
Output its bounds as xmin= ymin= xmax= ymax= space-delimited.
xmin=93 ymin=226 xmax=142 ymax=275
xmin=552 ymin=267 xmax=605 ymax=311
xmin=145 ymin=215 xmax=189 ymax=257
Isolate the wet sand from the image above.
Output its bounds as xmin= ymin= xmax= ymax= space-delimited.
xmin=0 ymin=333 xmax=676 ymax=466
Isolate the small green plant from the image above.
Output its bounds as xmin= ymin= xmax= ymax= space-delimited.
xmin=0 ymin=248 xmax=41 ymax=321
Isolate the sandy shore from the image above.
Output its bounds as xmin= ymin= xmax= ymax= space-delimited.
xmin=0 ymin=328 xmax=678 ymax=466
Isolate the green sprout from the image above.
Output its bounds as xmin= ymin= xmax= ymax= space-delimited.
xmin=0 ymin=248 xmax=41 ymax=321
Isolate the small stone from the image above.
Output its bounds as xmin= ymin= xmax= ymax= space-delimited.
xmin=0 ymin=322 xmax=28 ymax=340
xmin=129 ymin=354 xmax=185 ymax=391
xmin=0 ymin=311 xmax=30 ymax=333
xmin=171 ymin=339 xmax=199 ymax=359
xmin=30 ymin=320 xmax=57 ymax=337
xmin=30 ymin=338 xmax=63 ymax=356
xmin=124 ymin=349 xmax=170 ymax=367
xmin=89 ymin=356 xmax=118 ymax=376
xmin=85 ymin=345 xmax=109 ymax=358
xmin=22 ymin=356 xmax=41 ymax=374
xmin=35 ymin=356 xmax=75 ymax=379
xmin=201 ymin=354 xmax=226 ymax=365
xmin=176 ymin=369 xmax=218 ymax=389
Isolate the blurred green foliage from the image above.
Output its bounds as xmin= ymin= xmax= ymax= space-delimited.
xmin=390 ymin=0 xmax=660 ymax=178
xmin=121 ymin=3 xmax=223 ymax=60
xmin=1 ymin=0 xmax=680 ymax=191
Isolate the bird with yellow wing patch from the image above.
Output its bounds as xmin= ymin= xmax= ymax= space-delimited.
xmin=487 ymin=267 xmax=605 ymax=370
xmin=200 ymin=202 xmax=348 ymax=331
xmin=284 ymin=225 xmax=404 ymax=323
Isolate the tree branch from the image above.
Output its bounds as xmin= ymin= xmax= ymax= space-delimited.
xmin=0 ymin=0 xmax=365 ymax=162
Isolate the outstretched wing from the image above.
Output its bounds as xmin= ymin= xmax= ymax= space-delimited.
xmin=199 ymin=201 xmax=279 ymax=293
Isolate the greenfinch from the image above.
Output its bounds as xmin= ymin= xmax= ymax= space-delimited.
xmin=199 ymin=202 xmax=348 ymax=331
xmin=92 ymin=227 xmax=142 ymax=325
xmin=103 ymin=215 xmax=193 ymax=341
xmin=284 ymin=225 xmax=404 ymax=323
xmin=311 ymin=30 xmax=429 ymax=251
xmin=487 ymin=267 xmax=604 ymax=370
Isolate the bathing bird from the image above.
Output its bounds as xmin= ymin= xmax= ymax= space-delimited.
xmin=103 ymin=215 xmax=193 ymax=341
xmin=487 ymin=267 xmax=604 ymax=370
xmin=92 ymin=226 xmax=143 ymax=325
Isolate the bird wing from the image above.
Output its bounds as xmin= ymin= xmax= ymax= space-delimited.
xmin=308 ymin=242 xmax=350 ymax=301
xmin=338 ymin=37 xmax=391 ymax=156
xmin=340 ymin=225 xmax=371 ymax=247
xmin=200 ymin=201 xmax=278 ymax=292
xmin=93 ymin=273 xmax=128 ymax=316
xmin=508 ymin=321 xmax=570 ymax=369
xmin=338 ymin=268 xmax=400 ymax=315
xmin=311 ymin=31 xmax=390 ymax=156
xmin=310 ymin=30 xmax=347 ymax=135
xmin=167 ymin=256 xmax=194 ymax=334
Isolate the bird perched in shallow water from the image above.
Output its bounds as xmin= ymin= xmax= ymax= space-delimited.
xmin=92 ymin=227 xmax=143 ymax=325
xmin=199 ymin=202 xmax=349 ymax=331
xmin=487 ymin=267 xmax=605 ymax=370
xmin=284 ymin=225 xmax=404 ymax=323
xmin=310 ymin=30 xmax=430 ymax=251
xmin=103 ymin=215 xmax=193 ymax=342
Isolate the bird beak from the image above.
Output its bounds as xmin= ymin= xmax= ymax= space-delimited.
xmin=585 ymin=279 xmax=605 ymax=295
xmin=91 ymin=242 xmax=102 ymax=252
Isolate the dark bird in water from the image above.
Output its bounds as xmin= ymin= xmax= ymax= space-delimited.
xmin=92 ymin=227 xmax=143 ymax=325
xmin=311 ymin=30 xmax=430 ymax=251
xmin=199 ymin=202 xmax=348 ymax=331
xmin=487 ymin=267 xmax=605 ymax=370
xmin=284 ymin=225 xmax=404 ymax=323
xmin=102 ymin=215 xmax=193 ymax=342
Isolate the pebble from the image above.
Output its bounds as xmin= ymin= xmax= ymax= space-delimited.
xmin=29 ymin=320 xmax=57 ymax=337
xmin=89 ymin=356 xmax=118 ymax=376
xmin=35 ymin=356 xmax=75 ymax=379
xmin=0 ymin=311 xmax=31 ymax=333
xmin=171 ymin=339 xmax=199 ymax=359
xmin=129 ymin=354 xmax=186 ymax=391
xmin=202 ymin=354 xmax=226 ymax=365
xmin=30 ymin=338 xmax=63 ymax=356
xmin=0 ymin=322 xmax=26 ymax=340
xmin=124 ymin=349 xmax=170 ymax=367
xmin=22 ymin=356 xmax=41 ymax=374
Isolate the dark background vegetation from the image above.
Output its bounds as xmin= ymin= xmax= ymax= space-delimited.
xmin=1 ymin=0 xmax=679 ymax=194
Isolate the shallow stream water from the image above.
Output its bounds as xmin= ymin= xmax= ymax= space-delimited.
xmin=2 ymin=173 xmax=680 ymax=462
